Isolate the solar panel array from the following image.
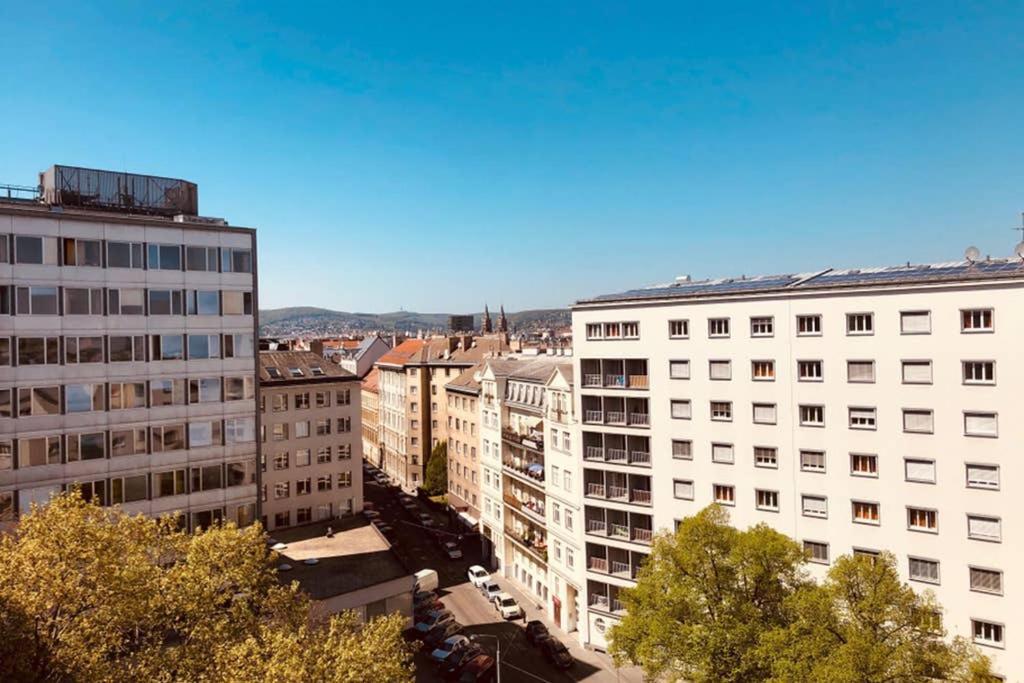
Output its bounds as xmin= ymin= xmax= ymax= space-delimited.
xmin=580 ymin=259 xmax=1024 ymax=304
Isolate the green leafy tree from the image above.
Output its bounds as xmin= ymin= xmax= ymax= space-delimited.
xmin=0 ymin=491 xmax=414 ymax=682
xmin=423 ymin=441 xmax=448 ymax=496
xmin=609 ymin=504 xmax=808 ymax=682
xmin=758 ymin=552 xmax=993 ymax=683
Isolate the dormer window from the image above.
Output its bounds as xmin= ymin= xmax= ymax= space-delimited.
xmin=289 ymin=367 xmax=303 ymax=378
xmin=266 ymin=367 xmax=282 ymax=379
xmin=310 ymin=367 xmax=325 ymax=377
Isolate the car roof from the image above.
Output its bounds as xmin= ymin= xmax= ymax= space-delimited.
xmin=469 ymin=565 xmax=487 ymax=573
xmin=497 ymin=592 xmax=514 ymax=600
xmin=527 ymin=619 xmax=545 ymax=627
xmin=464 ymin=654 xmax=495 ymax=671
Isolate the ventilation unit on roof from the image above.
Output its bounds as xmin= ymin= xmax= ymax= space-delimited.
xmin=675 ymin=275 xmax=691 ymax=282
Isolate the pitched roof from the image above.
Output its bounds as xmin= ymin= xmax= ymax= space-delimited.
xmin=483 ymin=357 xmax=569 ymax=382
xmin=375 ymin=339 xmax=427 ymax=368
xmin=259 ymin=350 xmax=355 ymax=384
xmin=446 ymin=364 xmax=483 ymax=394
xmin=361 ymin=367 xmax=381 ymax=393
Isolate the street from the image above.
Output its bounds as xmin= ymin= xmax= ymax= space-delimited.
xmin=362 ymin=469 xmax=643 ymax=683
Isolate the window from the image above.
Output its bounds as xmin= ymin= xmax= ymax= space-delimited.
xmin=673 ymin=479 xmax=694 ymax=500
xmin=337 ymin=472 xmax=353 ymax=488
xmin=711 ymin=443 xmax=734 ymax=464
xmin=150 ymin=379 xmax=186 ymax=406
xmin=188 ymin=420 xmax=222 ymax=448
xmin=754 ymin=446 xmax=777 ymax=468
xmin=316 ymin=446 xmax=331 ymax=464
xmin=852 ymin=501 xmax=880 ymax=524
xmin=621 ymin=322 xmax=640 ymax=339
xmin=847 ymin=360 xmax=875 ymax=383
xmin=850 ymin=453 xmax=878 ymax=477
xmin=670 ymin=400 xmax=691 ymax=420
xmin=221 ymin=248 xmax=253 ymax=273
xmin=110 ymin=475 xmax=148 ymax=503
xmin=750 ymin=316 xmax=774 ymax=337
xmin=63 ymin=336 xmax=103 ymax=364
xmin=846 ymin=313 xmax=873 ymax=335
xmin=185 ymin=245 xmax=219 ymax=271
xmin=0 ymin=390 xmax=8 ymax=418
xmin=796 ymin=314 xmax=821 ymax=335
xmin=17 ymin=436 xmax=61 ymax=467
xmin=585 ymin=323 xmax=603 ymax=340
xmin=708 ymin=318 xmax=730 ymax=338
xmin=15 ymin=286 xmax=59 ymax=315
xmin=797 ymin=360 xmax=822 ymax=381
xmin=148 ymin=244 xmax=182 ymax=270
xmin=713 ymin=484 xmax=735 ymax=505
xmin=803 ymin=540 xmax=829 ymax=564
xmin=848 ymin=407 xmax=876 ymax=430
xmin=152 ymin=334 xmax=185 ymax=361
xmin=223 ymin=334 xmax=254 ymax=358
xmin=964 ymin=412 xmax=998 ymax=438
xmin=111 ymin=428 xmax=147 ymax=457
xmin=110 ymin=382 xmax=146 ymax=410
xmin=186 ymin=290 xmax=219 ymax=316
xmin=800 ymin=450 xmax=825 ymax=472
xmin=756 ymin=489 xmax=779 ymax=511
xmin=966 ymin=464 xmax=999 ymax=490
xmin=153 ymin=469 xmax=187 ymax=498
xmin=752 ymin=403 xmax=776 ymax=425
xmin=904 ymin=458 xmax=935 ymax=484
xmin=668 ymin=319 xmax=689 ymax=338
xmin=189 ymin=378 xmax=222 ymax=404
xmin=273 ymin=452 xmax=290 ymax=470
xmin=971 ymin=620 xmax=1004 ymax=648
xmin=107 ymin=241 xmax=144 ymax=268
xmin=14 ymin=235 xmax=58 ymax=264
xmin=108 ymin=288 xmax=144 ymax=315
xmin=336 ymin=388 xmax=351 ymax=405
xmin=908 ymin=557 xmax=940 ymax=584
xmin=188 ymin=334 xmax=221 ymax=360
xmin=225 ymin=417 xmax=256 ymax=443
xmin=295 ymin=421 xmax=310 ymax=439
xmin=669 ymin=360 xmax=690 ymax=379
xmin=969 ymin=567 xmax=1003 ymax=595
xmin=962 ymin=361 xmax=995 ymax=385
xmin=222 ymin=291 xmax=253 ymax=315
xmin=902 ymin=409 xmax=933 ymax=434
xmin=191 ymin=464 xmax=224 ymax=492
xmin=671 ymin=439 xmax=692 ymax=460
xmin=274 ymin=482 xmax=289 ymax=499
xmin=64 ymin=287 xmax=104 ymax=315
xmin=709 ymin=360 xmax=731 ymax=380
xmin=751 ymin=360 xmax=775 ymax=381
xmin=802 ymin=495 xmax=827 ymax=518
xmin=294 ymin=392 xmax=310 ymax=410
xmin=799 ymin=405 xmax=824 ymax=427
xmin=901 ymin=360 xmax=932 ymax=384
xmin=908 ymin=507 xmax=937 ymax=533
xmin=65 ymin=384 xmax=105 ymax=413
xmin=710 ymin=401 xmax=732 ymax=421
xmin=315 ymin=419 xmax=331 ymax=436
xmin=17 ymin=386 xmax=60 ymax=416
xmin=109 ymin=335 xmax=145 ymax=362
xmin=151 ymin=424 xmax=186 ymax=452
xmin=296 ymin=478 xmax=312 ymax=496
xmin=0 ymin=235 xmax=7 ymax=264
xmin=0 ymin=337 xmax=9 ymax=366
xmin=66 ymin=432 xmax=106 ymax=461
xmin=900 ymin=311 xmax=931 ymax=334
xmin=967 ymin=515 xmax=1001 ymax=542
xmin=961 ymin=309 xmax=993 ymax=332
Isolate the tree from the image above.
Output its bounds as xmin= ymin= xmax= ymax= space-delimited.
xmin=423 ymin=441 xmax=448 ymax=496
xmin=758 ymin=552 xmax=993 ymax=683
xmin=609 ymin=505 xmax=808 ymax=682
xmin=0 ymin=491 xmax=414 ymax=682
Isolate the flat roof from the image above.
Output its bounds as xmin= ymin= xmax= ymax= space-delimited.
xmin=270 ymin=518 xmax=410 ymax=600
xmin=0 ymin=197 xmax=255 ymax=233
xmin=576 ymin=258 xmax=1024 ymax=307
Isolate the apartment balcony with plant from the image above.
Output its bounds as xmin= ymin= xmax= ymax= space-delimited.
xmin=503 ymin=482 xmax=545 ymax=525
xmin=582 ymin=431 xmax=651 ymax=467
xmin=580 ymin=358 xmax=649 ymax=390
xmin=505 ymin=517 xmax=548 ymax=564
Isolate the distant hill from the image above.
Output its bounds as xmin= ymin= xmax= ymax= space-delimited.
xmin=259 ymin=307 xmax=571 ymax=337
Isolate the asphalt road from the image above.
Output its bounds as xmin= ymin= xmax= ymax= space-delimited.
xmin=363 ymin=466 xmax=643 ymax=683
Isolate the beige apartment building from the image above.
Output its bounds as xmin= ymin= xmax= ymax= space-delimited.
xmin=445 ymin=364 xmax=483 ymax=527
xmin=0 ymin=166 xmax=258 ymax=532
xmin=573 ymin=258 xmax=1021 ymax=678
xmin=361 ymin=368 xmax=382 ymax=468
xmin=259 ymin=350 xmax=361 ymax=530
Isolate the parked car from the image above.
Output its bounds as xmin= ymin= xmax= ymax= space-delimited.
xmin=479 ymin=581 xmax=501 ymax=602
xmin=414 ymin=596 xmax=444 ymax=616
xmin=442 ymin=541 xmax=463 ymax=560
xmin=540 ymin=636 xmax=574 ymax=670
xmin=415 ymin=568 xmax=439 ymax=593
xmin=493 ymin=593 xmax=522 ymax=620
xmin=457 ymin=654 xmax=496 ymax=683
xmin=419 ymin=513 xmax=435 ymax=527
xmin=414 ymin=609 xmax=454 ymax=635
xmin=467 ymin=565 xmax=490 ymax=588
xmin=423 ymin=621 xmax=463 ymax=651
xmin=441 ymin=643 xmax=483 ymax=678
xmin=524 ymin=620 xmax=550 ymax=645
xmin=413 ymin=590 xmax=438 ymax=610
xmin=430 ymin=634 xmax=471 ymax=665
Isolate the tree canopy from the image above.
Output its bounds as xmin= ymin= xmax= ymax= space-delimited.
xmin=423 ymin=441 xmax=448 ymax=496
xmin=609 ymin=505 xmax=992 ymax=683
xmin=0 ymin=491 xmax=414 ymax=682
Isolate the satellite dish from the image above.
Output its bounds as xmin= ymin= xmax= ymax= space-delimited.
xmin=965 ymin=246 xmax=981 ymax=262
xmin=1015 ymin=241 xmax=1024 ymax=259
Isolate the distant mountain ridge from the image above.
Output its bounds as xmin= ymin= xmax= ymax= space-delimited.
xmin=259 ymin=306 xmax=570 ymax=336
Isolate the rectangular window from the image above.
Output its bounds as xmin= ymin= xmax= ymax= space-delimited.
xmin=673 ymin=479 xmax=694 ymax=500
xmin=111 ymin=428 xmax=147 ymax=457
xmin=188 ymin=420 xmax=222 ymax=448
xmin=900 ymin=311 xmax=931 ymax=334
xmin=969 ymin=567 xmax=1003 ymax=595
xmin=65 ymin=384 xmax=105 ymax=413
xmin=669 ymin=360 xmax=690 ymax=379
xmin=335 ymin=388 xmax=351 ymax=405
xmin=316 ymin=446 xmax=332 ymax=464
xmin=755 ymin=489 xmax=779 ymax=511
xmin=964 ymin=412 xmax=998 ymax=438
xmin=66 ymin=432 xmax=106 ymax=461
xmin=223 ymin=334 xmax=254 ymax=358
xmin=14 ymin=235 xmax=58 ymax=264
xmin=711 ymin=443 xmax=734 ymax=464
xmin=221 ymin=248 xmax=253 ymax=273
xmin=904 ymin=458 xmax=936 ymax=484
xmin=0 ymin=235 xmax=7 ymax=264
xmin=107 ymin=241 xmax=144 ymax=269
xmin=296 ymin=478 xmax=312 ymax=496
xmin=110 ymin=475 xmax=148 ymax=503
xmin=848 ymin=407 xmax=876 ymax=430
xmin=846 ymin=313 xmax=873 ymax=335
xmin=187 ymin=335 xmax=221 ymax=360
xmin=713 ymin=484 xmax=735 ymax=505
xmin=16 ymin=286 xmax=59 ymax=315
xmin=668 ymin=319 xmax=689 ymax=338
xmin=709 ymin=360 xmax=731 ymax=380
xmin=962 ymin=361 xmax=995 ymax=385
xmin=800 ymin=450 xmax=825 ymax=473
xmin=971 ymin=620 xmax=1004 ymax=648
xmin=186 ymin=290 xmax=219 ymax=316
xmin=908 ymin=557 xmax=940 ymax=584
xmin=185 ymin=245 xmax=219 ymax=272
xmin=621 ymin=322 xmax=640 ymax=339
xmin=752 ymin=403 xmax=776 ymax=425
xmin=604 ymin=322 xmax=621 ymax=338
xmin=109 ymin=335 xmax=146 ymax=362
xmin=710 ymin=401 xmax=732 ymax=421
xmin=670 ymin=399 xmax=691 ymax=420
xmin=585 ymin=323 xmax=603 ymax=340
xmin=961 ymin=309 xmax=993 ymax=332
xmin=17 ymin=436 xmax=61 ymax=467
xmin=852 ymin=501 xmax=880 ymax=524
xmin=750 ymin=316 xmax=774 ymax=337
xmin=799 ymin=405 xmax=824 ymax=427
xmin=966 ymin=464 xmax=999 ymax=490
xmin=152 ymin=469 xmax=187 ymax=498
xmin=221 ymin=291 xmax=253 ymax=315
xmin=751 ymin=360 xmax=775 ymax=381
xmin=274 ymin=482 xmax=289 ymax=499
xmin=294 ymin=392 xmax=310 ymax=410
xmin=0 ymin=337 xmax=9 ymax=366
xmin=151 ymin=424 xmax=186 ymax=452
xmin=671 ymin=439 xmax=692 ymax=460
xmin=108 ymin=288 xmax=144 ymax=315
xmin=901 ymin=360 xmax=932 ymax=384
xmin=295 ymin=421 xmax=310 ymax=438
xmin=148 ymin=244 xmax=182 ymax=270
xmin=17 ymin=386 xmax=60 ymax=416
xmin=802 ymin=495 xmax=827 ymax=518
xmin=967 ymin=515 xmax=1001 ymax=542
xmin=0 ymin=389 xmax=10 ymax=418
xmin=797 ymin=360 xmax=822 ymax=381
xmin=150 ymin=379 xmax=186 ymax=407
xmin=64 ymin=287 xmax=104 ymax=315
xmin=803 ymin=540 xmax=829 ymax=564
xmin=152 ymin=334 xmax=185 ymax=361
xmin=190 ymin=464 xmax=224 ymax=492
xmin=708 ymin=318 xmax=730 ymax=338
xmin=908 ymin=507 xmax=938 ymax=533
xmin=902 ymin=409 xmax=933 ymax=434
xmin=109 ymin=382 xmax=146 ymax=410
xmin=847 ymin=360 xmax=875 ymax=383
xmin=189 ymin=378 xmax=222 ymax=404
xmin=850 ymin=453 xmax=878 ymax=477
xmin=225 ymin=416 xmax=256 ymax=443
xmin=796 ymin=314 xmax=821 ymax=335
xmin=65 ymin=336 xmax=104 ymax=364
xmin=754 ymin=446 xmax=778 ymax=468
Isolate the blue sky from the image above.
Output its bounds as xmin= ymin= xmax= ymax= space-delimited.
xmin=2 ymin=2 xmax=1022 ymax=312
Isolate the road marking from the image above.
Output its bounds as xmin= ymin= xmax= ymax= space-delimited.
xmin=502 ymin=660 xmax=564 ymax=682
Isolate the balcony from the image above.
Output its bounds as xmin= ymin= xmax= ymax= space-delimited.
xmin=584 ymin=446 xmax=604 ymax=461
xmin=607 ymin=485 xmax=628 ymax=501
xmin=627 ymin=412 xmax=649 ymax=427
xmin=586 ymin=483 xmax=606 ymax=498
xmin=629 ymin=450 xmax=651 ymax=466
xmin=502 ymin=459 xmax=545 ymax=488
xmin=610 ymin=560 xmax=630 ymax=577
xmin=587 ymin=519 xmax=607 ymax=535
xmin=630 ymin=489 xmax=652 ymax=506
xmin=606 ymin=448 xmax=627 ymax=463
xmin=584 ymin=410 xmax=604 ymax=424
xmin=502 ymin=429 xmax=544 ymax=453
xmin=588 ymin=556 xmax=608 ymax=572
xmin=505 ymin=493 xmax=546 ymax=524
xmin=605 ymin=410 xmax=626 ymax=425
xmin=589 ymin=594 xmax=610 ymax=610
xmin=611 ymin=598 xmax=627 ymax=614
xmin=505 ymin=527 xmax=548 ymax=564
xmin=627 ymin=374 xmax=649 ymax=389
xmin=631 ymin=528 xmax=653 ymax=544
xmin=609 ymin=523 xmax=629 ymax=540
xmin=605 ymin=374 xmax=626 ymax=388
xmin=583 ymin=374 xmax=602 ymax=387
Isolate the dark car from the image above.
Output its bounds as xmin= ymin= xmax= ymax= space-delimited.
xmin=540 ymin=637 xmax=573 ymax=670
xmin=414 ymin=598 xmax=444 ymax=617
xmin=524 ymin=620 xmax=550 ymax=645
xmin=423 ymin=621 xmax=463 ymax=651
xmin=441 ymin=643 xmax=483 ymax=678
xmin=457 ymin=654 xmax=496 ymax=683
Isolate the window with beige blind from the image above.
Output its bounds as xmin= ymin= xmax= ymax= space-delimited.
xmin=752 ymin=403 xmax=777 ymax=425
xmin=847 ymin=360 xmax=875 ymax=383
xmin=902 ymin=409 xmax=933 ymax=433
xmin=967 ymin=515 xmax=1001 ymax=542
xmin=669 ymin=360 xmax=690 ymax=379
xmin=964 ymin=412 xmax=998 ymax=438
xmin=904 ymin=458 xmax=935 ymax=483
xmin=709 ymin=360 xmax=731 ymax=380
xmin=711 ymin=443 xmax=734 ymax=464
xmin=901 ymin=360 xmax=932 ymax=384
xmin=848 ymin=407 xmax=876 ymax=430
xmin=899 ymin=310 xmax=931 ymax=334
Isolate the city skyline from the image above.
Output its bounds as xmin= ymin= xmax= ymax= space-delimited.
xmin=2 ymin=2 xmax=1023 ymax=311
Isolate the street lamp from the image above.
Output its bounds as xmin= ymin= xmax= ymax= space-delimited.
xmin=470 ymin=634 xmax=501 ymax=683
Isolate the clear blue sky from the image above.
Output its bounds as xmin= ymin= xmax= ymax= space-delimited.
xmin=2 ymin=2 xmax=1022 ymax=312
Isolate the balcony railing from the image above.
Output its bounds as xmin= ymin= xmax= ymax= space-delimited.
xmin=607 ymin=485 xmax=628 ymax=500
xmin=631 ymin=528 xmax=653 ymax=544
xmin=588 ymin=556 xmax=608 ymax=572
xmin=605 ymin=410 xmax=626 ymax=424
xmin=584 ymin=446 xmax=604 ymax=461
xmin=605 ymin=374 xmax=626 ymax=388
xmin=606 ymin=448 xmax=627 ymax=463
xmin=630 ymin=451 xmax=651 ymax=465
xmin=627 ymin=374 xmax=649 ymax=389
xmin=589 ymin=594 xmax=610 ymax=609
xmin=582 ymin=374 xmax=602 ymax=387
xmin=505 ymin=527 xmax=548 ymax=563
xmin=610 ymin=523 xmax=629 ymax=539
xmin=586 ymin=482 xmax=606 ymax=498
xmin=610 ymin=560 xmax=630 ymax=576
xmin=502 ymin=459 xmax=545 ymax=486
xmin=502 ymin=429 xmax=544 ymax=453
xmin=611 ymin=598 xmax=626 ymax=614
xmin=587 ymin=519 xmax=607 ymax=535
xmin=584 ymin=410 xmax=603 ymax=424
xmin=628 ymin=412 xmax=650 ymax=426
xmin=631 ymin=489 xmax=652 ymax=505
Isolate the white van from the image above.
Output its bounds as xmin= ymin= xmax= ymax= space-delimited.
xmin=414 ymin=568 xmax=438 ymax=593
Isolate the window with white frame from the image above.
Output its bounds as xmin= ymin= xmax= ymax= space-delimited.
xmin=801 ymin=495 xmax=827 ymax=518
xmin=709 ymin=360 xmax=731 ymax=380
xmin=585 ymin=323 xmax=603 ymax=340
xmin=708 ymin=318 xmax=730 ymax=338
xmin=908 ymin=557 xmax=939 ymax=584
xmin=848 ymin=407 xmax=876 ymax=430
xmin=904 ymin=458 xmax=936 ymax=484
xmin=750 ymin=316 xmax=774 ymax=337
xmin=670 ymin=400 xmax=691 ymax=420
xmin=797 ymin=360 xmax=822 ymax=381
xmin=799 ymin=405 xmax=824 ymax=427
xmin=847 ymin=360 xmax=875 ymax=383
xmin=711 ymin=443 xmax=734 ymax=464
xmin=796 ymin=314 xmax=821 ymax=335
xmin=672 ymin=439 xmax=692 ymax=460
xmin=962 ymin=361 xmax=995 ymax=385
xmin=852 ymin=501 xmax=880 ymax=524
xmin=669 ymin=360 xmax=690 ymax=379
xmin=752 ymin=403 xmax=776 ymax=425
xmin=803 ymin=540 xmax=829 ymax=564
xmin=961 ymin=309 xmax=993 ymax=333
xmin=964 ymin=412 xmax=998 ymax=438
xmin=61 ymin=238 xmax=102 ymax=267
xmin=668 ymin=319 xmax=689 ymax=339
xmin=900 ymin=311 xmax=931 ymax=334
xmin=713 ymin=484 xmax=735 ymax=505
xmin=621 ymin=322 xmax=640 ymax=339
xmin=107 ymin=240 xmax=145 ymax=268
xmin=969 ymin=567 xmax=1003 ymax=595
xmin=800 ymin=450 xmax=825 ymax=473
xmin=971 ymin=620 xmax=1004 ymax=648
xmin=850 ymin=453 xmax=878 ymax=477
xmin=908 ymin=507 xmax=937 ymax=533
xmin=965 ymin=463 xmax=999 ymax=490
xmin=967 ymin=515 xmax=1001 ymax=542
xmin=754 ymin=446 xmax=777 ymax=468
xmin=751 ymin=360 xmax=775 ymax=381
xmin=755 ymin=489 xmax=779 ymax=511
xmin=846 ymin=313 xmax=873 ymax=335
xmin=673 ymin=479 xmax=694 ymax=500
xmin=902 ymin=409 xmax=933 ymax=434
xmin=710 ymin=401 xmax=732 ymax=421
xmin=901 ymin=360 xmax=932 ymax=384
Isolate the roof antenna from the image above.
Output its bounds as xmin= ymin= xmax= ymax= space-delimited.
xmin=964 ymin=246 xmax=981 ymax=264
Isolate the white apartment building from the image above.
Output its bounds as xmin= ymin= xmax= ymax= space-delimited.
xmin=572 ymin=258 xmax=1020 ymax=678
xmin=0 ymin=166 xmax=259 ymax=532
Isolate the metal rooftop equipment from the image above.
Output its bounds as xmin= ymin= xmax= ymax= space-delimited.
xmin=40 ymin=165 xmax=198 ymax=216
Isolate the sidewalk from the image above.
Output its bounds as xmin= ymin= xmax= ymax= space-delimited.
xmin=497 ymin=574 xmax=645 ymax=683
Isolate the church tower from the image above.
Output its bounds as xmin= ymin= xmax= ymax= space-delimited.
xmin=482 ymin=304 xmax=493 ymax=334
xmin=498 ymin=305 xmax=509 ymax=333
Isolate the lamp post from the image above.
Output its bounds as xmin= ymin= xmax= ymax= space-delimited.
xmin=470 ymin=634 xmax=501 ymax=683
